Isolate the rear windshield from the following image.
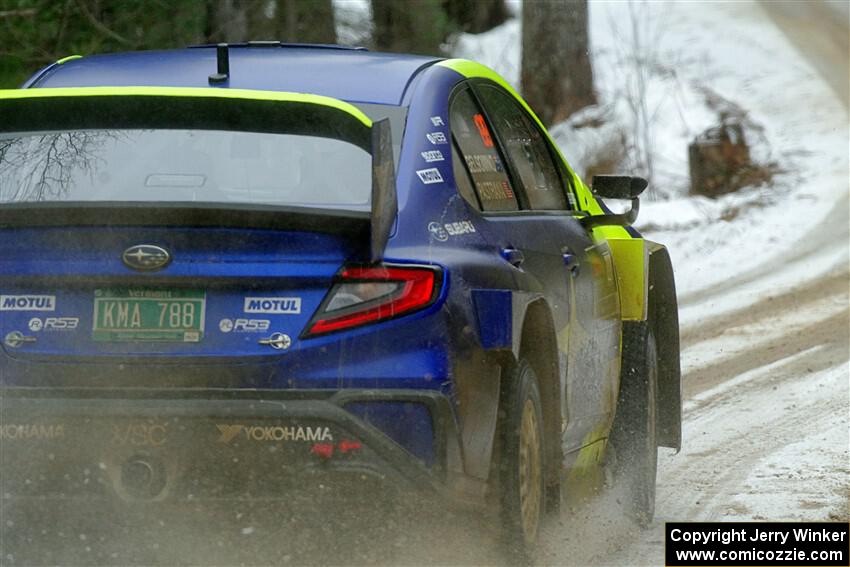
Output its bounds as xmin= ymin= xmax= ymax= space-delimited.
xmin=0 ymin=95 xmax=407 ymax=213
xmin=0 ymin=129 xmax=372 ymax=209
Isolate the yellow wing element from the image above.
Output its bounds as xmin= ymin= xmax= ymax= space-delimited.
xmin=0 ymin=86 xmax=373 ymax=127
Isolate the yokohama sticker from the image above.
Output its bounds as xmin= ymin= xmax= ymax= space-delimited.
xmin=0 ymin=424 xmax=65 ymax=440
xmin=216 ymin=424 xmax=333 ymax=443
xmin=420 ymin=150 xmax=444 ymax=163
xmin=416 ymin=168 xmax=444 ymax=185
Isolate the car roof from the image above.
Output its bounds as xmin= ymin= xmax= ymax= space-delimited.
xmin=26 ymin=45 xmax=442 ymax=106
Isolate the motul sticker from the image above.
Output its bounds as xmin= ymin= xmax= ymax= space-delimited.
xmin=416 ymin=168 xmax=444 ymax=185
xmin=0 ymin=295 xmax=56 ymax=311
xmin=243 ymin=297 xmax=301 ymax=314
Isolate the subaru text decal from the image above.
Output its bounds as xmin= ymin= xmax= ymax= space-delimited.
xmin=428 ymin=221 xmax=476 ymax=241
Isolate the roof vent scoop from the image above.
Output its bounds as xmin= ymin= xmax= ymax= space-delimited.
xmin=208 ymin=43 xmax=230 ymax=84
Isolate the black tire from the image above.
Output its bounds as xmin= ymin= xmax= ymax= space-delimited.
xmin=609 ymin=322 xmax=658 ymax=525
xmin=498 ymin=359 xmax=545 ymax=558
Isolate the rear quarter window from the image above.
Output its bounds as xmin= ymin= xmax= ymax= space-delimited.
xmin=449 ymin=88 xmax=518 ymax=212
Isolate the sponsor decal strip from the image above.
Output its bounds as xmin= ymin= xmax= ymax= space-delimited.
xmin=416 ymin=168 xmax=444 ymax=185
xmin=1 ymin=295 xmax=56 ymax=311
xmin=426 ymin=131 xmax=447 ymax=145
xmin=428 ymin=220 xmax=476 ymax=241
xmin=216 ymin=424 xmax=333 ymax=443
xmin=421 ymin=150 xmax=444 ymax=163
xmin=244 ymin=297 xmax=301 ymax=314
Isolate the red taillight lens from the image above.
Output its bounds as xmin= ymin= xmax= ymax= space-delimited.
xmin=303 ymin=264 xmax=441 ymax=337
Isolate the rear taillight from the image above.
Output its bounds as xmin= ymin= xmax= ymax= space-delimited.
xmin=303 ymin=264 xmax=441 ymax=337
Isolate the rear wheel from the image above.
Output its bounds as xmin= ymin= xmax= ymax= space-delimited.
xmin=499 ymin=360 xmax=545 ymax=557
xmin=610 ymin=322 xmax=658 ymax=524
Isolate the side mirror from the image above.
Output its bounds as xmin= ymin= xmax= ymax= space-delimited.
xmin=591 ymin=175 xmax=648 ymax=200
xmin=580 ymin=175 xmax=648 ymax=230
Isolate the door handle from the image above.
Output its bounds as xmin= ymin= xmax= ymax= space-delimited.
xmin=501 ymin=247 xmax=525 ymax=268
xmin=562 ymin=252 xmax=580 ymax=276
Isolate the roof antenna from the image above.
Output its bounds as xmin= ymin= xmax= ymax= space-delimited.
xmin=208 ymin=43 xmax=229 ymax=84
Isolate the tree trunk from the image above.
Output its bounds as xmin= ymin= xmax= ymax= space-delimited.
xmin=276 ymin=0 xmax=336 ymax=43
xmin=443 ymin=0 xmax=508 ymax=34
xmin=206 ymin=0 xmax=336 ymax=45
xmin=521 ymin=0 xmax=596 ymax=126
xmin=371 ymin=0 xmax=446 ymax=55
xmin=205 ymin=0 xmax=247 ymax=43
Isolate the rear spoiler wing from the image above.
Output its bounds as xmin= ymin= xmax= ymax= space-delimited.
xmin=369 ymin=118 xmax=397 ymax=263
xmin=0 ymin=87 xmax=398 ymax=264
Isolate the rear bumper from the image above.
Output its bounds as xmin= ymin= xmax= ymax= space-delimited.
xmin=0 ymin=388 xmax=461 ymax=501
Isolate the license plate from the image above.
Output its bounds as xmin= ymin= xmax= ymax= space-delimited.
xmin=92 ymin=289 xmax=205 ymax=342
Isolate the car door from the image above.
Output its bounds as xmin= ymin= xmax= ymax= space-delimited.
xmin=450 ymin=82 xmax=621 ymax=454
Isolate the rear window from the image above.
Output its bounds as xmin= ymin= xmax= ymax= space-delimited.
xmin=0 ymin=129 xmax=372 ymax=209
xmin=0 ymin=93 xmax=402 ymax=213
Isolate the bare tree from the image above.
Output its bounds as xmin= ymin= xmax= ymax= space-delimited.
xmin=206 ymin=0 xmax=336 ymax=44
xmin=205 ymin=0 xmax=248 ymax=43
xmin=371 ymin=0 xmax=447 ymax=55
xmin=443 ymin=0 xmax=508 ymax=34
xmin=521 ymin=0 xmax=596 ymax=126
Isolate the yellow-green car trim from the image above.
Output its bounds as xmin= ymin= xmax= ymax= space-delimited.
xmin=607 ymin=238 xmax=649 ymax=321
xmin=0 ymin=86 xmax=373 ymax=128
xmin=438 ymin=58 xmax=647 ymax=320
xmin=55 ymin=55 xmax=83 ymax=65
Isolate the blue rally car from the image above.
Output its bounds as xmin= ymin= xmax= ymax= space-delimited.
xmin=0 ymin=44 xmax=680 ymax=551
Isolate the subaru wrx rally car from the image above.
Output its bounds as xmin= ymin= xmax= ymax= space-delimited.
xmin=0 ymin=44 xmax=680 ymax=551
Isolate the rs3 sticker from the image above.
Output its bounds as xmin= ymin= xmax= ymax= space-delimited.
xmin=28 ymin=317 xmax=79 ymax=331
xmin=219 ymin=318 xmax=271 ymax=333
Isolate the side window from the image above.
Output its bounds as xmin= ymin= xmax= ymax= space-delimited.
xmin=451 ymin=142 xmax=480 ymax=209
xmin=477 ymin=85 xmax=571 ymax=211
xmin=449 ymin=88 xmax=519 ymax=212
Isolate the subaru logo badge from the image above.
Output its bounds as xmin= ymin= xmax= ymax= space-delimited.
xmin=122 ymin=245 xmax=171 ymax=272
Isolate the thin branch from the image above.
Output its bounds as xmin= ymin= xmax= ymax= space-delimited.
xmin=0 ymin=9 xmax=37 ymax=19
xmin=74 ymin=0 xmax=134 ymax=47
